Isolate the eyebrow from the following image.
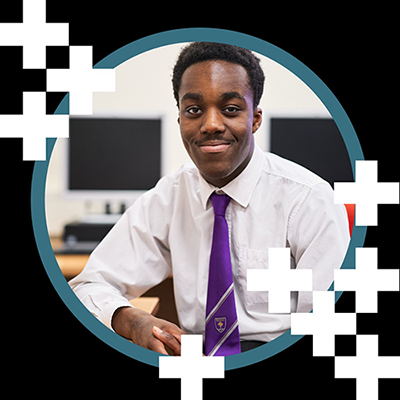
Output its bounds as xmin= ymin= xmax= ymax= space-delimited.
xmin=180 ymin=91 xmax=245 ymax=103
xmin=180 ymin=92 xmax=203 ymax=103
xmin=220 ymin=91 xmax=246 ymax=102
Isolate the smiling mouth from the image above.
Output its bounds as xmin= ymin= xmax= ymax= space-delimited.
xmin=198 ymin=141 xmax=233 ymax=154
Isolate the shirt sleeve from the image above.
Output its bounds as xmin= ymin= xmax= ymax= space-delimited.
xmin=68 ymin=176 xmax=174 ymax=329
xmin=287 ymin=181 xmax=350 ymax=313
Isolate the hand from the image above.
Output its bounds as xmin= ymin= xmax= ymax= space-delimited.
xmin=152 ymin=325 xmax=183 ymax=355
xmin=112 ymin=307 xmax=185 ymax=355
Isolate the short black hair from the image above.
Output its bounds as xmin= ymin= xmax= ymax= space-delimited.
xmin=172 ymin=42 xmax=265 ymax=108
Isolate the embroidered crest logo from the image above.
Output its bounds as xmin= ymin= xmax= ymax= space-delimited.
xmin=214 ymin=317 xmax=227 ymax=333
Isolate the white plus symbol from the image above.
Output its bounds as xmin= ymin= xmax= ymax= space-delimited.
xmin=0 ymin=0 xmax=69 ymax=68
xmin=0 ymin=92 xmax=68 ymax=160
xmin=334 ymin=160 xmax=399 ymax=226
xmin=47 ymin=46 xmax=115 ymax=115
xmin=334 ymin=248 xmax=399 ymax=313
xmin=335 ymin=335 xmax=400 ymax=400
xmin=291 ymin=291 xmax=356 ymax=356
xmin=159 ymin=335 xmax=225 ymax=400
xmin=247 ymin=247 xmax=312 ymax=313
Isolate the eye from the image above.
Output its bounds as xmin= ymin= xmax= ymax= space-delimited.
xmin=223 ymin=106 xmax=241 ymax=114
xmin=186 ymin=106 xmax=203 ymax=115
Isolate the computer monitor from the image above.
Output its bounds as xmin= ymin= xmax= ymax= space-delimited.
xmin=269 ymin=117 xmax=353 ymax=187
xmin=64 ymin=115 xmax=163 ymax=203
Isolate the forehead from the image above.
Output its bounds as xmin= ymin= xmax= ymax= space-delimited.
xmin=179 ymin=60 xmax=252 ymax=100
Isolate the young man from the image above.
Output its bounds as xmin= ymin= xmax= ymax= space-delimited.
xmin=69 ymin=42 xmax=350 ymax=356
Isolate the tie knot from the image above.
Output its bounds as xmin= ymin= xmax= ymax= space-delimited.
xmin=210 ymin=192 xmax=231 ymax=216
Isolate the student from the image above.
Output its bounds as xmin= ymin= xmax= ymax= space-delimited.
xmin=69 ymin=42 xmax=350 ymax=356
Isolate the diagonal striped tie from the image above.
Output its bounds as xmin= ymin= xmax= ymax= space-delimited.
xmin=205 ymin=192 xmax=241 ymax=356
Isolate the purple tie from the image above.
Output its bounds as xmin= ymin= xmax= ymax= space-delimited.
xmin=205 ymin=192 xmax=241 ymax=356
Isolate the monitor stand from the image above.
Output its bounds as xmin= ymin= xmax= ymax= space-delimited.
xmin=79 ymin=213 xmax=122 ymax=225
xmin=79 ymin=202 xmax=125 ymax=225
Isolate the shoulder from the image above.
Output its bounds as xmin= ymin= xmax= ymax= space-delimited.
xmin=154 ymin=162 xmax=199 ymax=192
xmin=258 ymin=151 xmax=336 ymax=221
xmin=262 ymin=151 xmax=327 ymax=189
xmin=138 ymin=161 xmax=199 ymax=205
xmin=124 ymin=162 xmax=200 ymax=231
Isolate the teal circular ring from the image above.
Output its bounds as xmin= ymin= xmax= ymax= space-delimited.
xmin=31 ymin=28 xmax=366 ymax=370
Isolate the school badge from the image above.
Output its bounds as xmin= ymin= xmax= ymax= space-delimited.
xmin=214 ymin=317 xmax=227 ymax=333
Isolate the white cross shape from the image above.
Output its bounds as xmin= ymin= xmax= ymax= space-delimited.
xmin=335 ymin=335 xmax=400 ymax=400
xmin=335 ymin=248 xmax=399 ymax=313
xmin=291 ymin=291 xmax=356 ymax=356
xmin=46 ymin=46 xmax=115 ymax=115
xmin=247 ymin=247 xmax=312 ymax=313
xmin=334 ymin=160 xmax=399 ymax=226
xmin=0 ymin=92 xmax=68 ymax=160
xmin=159 ymin=335 xmax=225 ymax=400
xmin=0 ymin=0 xmax=69 ymax=69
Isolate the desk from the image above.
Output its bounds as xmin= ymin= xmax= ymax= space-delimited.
xmin=55 ymin=253 xmax=89 ymax=279
xmin=51 ymin=237 xmax=87 ymax=279
xmin=51 ymin=237 xmax=160 ymax=315
xmin=130 ymin=297 xmax=160 ymax=315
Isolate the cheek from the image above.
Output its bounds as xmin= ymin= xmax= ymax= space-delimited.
xmin=227 ymin=112 xmax=254 ymax=134
xmin=179 ymin=123 xmax=191 ymax=142
xmin=229 ymin=120 xmax=253 ymax=146
xmin=179 ymin=114 xmax=200 ymax=138
xmin=179 ymin=125 xmax=196 ymax=155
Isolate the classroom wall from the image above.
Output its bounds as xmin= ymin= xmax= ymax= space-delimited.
xmin=45 ymin=43 xmax=330 ymax=236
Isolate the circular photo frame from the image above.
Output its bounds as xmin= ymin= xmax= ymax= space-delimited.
xmin=31 ymin=28 xmax=366 ymax=370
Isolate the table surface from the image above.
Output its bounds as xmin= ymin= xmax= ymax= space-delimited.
xmin=51 ymin=237 xmax=159 ymax=315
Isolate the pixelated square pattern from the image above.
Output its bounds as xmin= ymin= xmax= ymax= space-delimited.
xmin=0 ymin=0 xmax=115 ymax=161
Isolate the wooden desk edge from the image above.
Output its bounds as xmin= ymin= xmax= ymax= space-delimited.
xmin=130 ymin=297 xmax=160 ymax=316
xmin=51 ymin=238 xmax=160 ymax=316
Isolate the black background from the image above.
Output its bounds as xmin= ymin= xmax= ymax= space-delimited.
xmin=2 ymin=2 xmax=399 ymax=398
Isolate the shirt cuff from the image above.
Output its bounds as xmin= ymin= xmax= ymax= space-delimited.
xmin=100 ymin=298 xmax=134 ymax=331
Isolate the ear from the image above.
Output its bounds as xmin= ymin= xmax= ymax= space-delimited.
xmin=252 ymin=107 xmax=262 ymax=133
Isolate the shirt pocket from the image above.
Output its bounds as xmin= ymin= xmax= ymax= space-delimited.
xmin=236 ymin=246 xmax=270 ymax=311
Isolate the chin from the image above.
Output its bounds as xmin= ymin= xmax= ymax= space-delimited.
xmin=199 ymin=165 xmax=236 ymax=187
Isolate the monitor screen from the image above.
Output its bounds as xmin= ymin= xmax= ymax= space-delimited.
xmin=270 ymin=117 xmax=353 ymax=187
xmin=68 ymin=116 xmax=162 ymax=193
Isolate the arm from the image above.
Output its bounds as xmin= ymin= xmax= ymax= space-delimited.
xmin=69 ymin=176 xmax=181 ymax=352
xmin=288 ymin=182 xmax=350 ymax=312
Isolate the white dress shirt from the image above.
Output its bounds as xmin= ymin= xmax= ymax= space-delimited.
xmin=69 ymin=145 xmax=350 ymax=342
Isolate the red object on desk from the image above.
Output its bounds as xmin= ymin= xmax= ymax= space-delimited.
xmin=344 ymin=204 xmax=355 ymax=236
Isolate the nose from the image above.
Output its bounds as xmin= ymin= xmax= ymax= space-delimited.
xmin=200 ymin=108 xmax=225 ymax=135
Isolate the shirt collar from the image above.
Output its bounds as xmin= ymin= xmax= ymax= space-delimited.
xmin=199 ymin=144 xmax=264 ymax=210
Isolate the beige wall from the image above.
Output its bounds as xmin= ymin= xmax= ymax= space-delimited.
xmin=46 ymin=43 xmax=330 ymax=236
